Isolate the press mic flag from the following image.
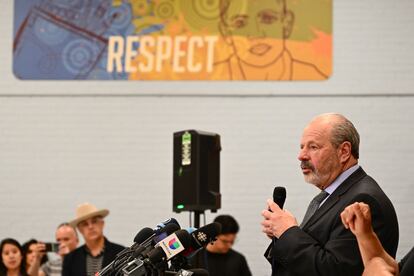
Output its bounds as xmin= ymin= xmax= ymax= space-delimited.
xmin=146 ymin=230 xmax=192 ymax=265
xmin=132 ymin=223 xmax=181 ymax=259
xmin=273 ymin=186 xmax=286 ymax=209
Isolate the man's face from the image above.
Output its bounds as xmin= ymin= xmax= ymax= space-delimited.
xmin=56 ymin=225 xmax=78 ymax=256
xmin=298 ymin=120 xmax=342 ymax=189
xmin=77 ymin=216 xmax=104 ymax=244
xmin=1 ymin=243 xmax=22 ymax=270
xmin=222 ymin=0 xmax=291 ymax=66
xmin=210 ymin=233 xmax=236 ymax=254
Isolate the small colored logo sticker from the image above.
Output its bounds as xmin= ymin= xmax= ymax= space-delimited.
xmin=168 ymin=238 xmax=180 ymax=250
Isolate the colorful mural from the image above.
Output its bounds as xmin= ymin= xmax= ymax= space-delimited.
xmin=13 ymin=0 xmax=332 ymax=80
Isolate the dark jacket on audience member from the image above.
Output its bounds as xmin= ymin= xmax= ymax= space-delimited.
xmin=62 ymin=237 xmax=124 ymax=276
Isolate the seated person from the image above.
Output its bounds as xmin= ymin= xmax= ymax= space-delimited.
xmin=189 ymin=214 xmax=252 ymax=276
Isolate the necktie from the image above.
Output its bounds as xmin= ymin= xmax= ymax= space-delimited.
xmin=300 ymin=190 xmax=329 ymax=228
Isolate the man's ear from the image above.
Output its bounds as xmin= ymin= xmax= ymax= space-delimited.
xmin=283 ymin=10 xmax=294 ymax=39
xmin=338 ymin=141 xmax=352 ymax=163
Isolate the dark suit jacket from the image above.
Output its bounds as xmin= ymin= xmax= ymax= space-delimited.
xmin=400 ymin=246 xmax=414 ymax=276
xmin=265 ymin=167 xmax=399 ymax=276
xmin=62 ymin=237 xmax=124 ymax=276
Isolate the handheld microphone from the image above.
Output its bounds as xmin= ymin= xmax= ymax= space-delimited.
xmin=273 ymin=186 xmax=286 ymax=209
xmin=268 ymin=186 xmax=287 ymax=242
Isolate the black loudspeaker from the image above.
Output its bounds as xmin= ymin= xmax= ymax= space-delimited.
xmin=173 ymin=130 xmax=221 ymax=212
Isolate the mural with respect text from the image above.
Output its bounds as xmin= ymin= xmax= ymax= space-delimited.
xmin=13 ymin=0 xmax=332 ymax=80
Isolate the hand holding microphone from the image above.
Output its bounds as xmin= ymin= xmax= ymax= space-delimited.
xmin=261 ymin=186 xmax=298 ymax=239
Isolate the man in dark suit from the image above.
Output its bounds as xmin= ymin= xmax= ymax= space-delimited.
xmin=261 ymin=113 xmax=398 ymax=276
xmin=62 ymin=203 xmax=124 ymax=276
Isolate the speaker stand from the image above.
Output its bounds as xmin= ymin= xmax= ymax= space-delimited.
xmin=193 ymin=210 xmax=204 ymax=228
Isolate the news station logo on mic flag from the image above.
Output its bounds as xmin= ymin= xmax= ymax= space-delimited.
xmin=159 ymin=233 xmax=185 ymax=259
xmin=168 ymin=238 xmax=180 ymax=250
xmin=12 ymin=0 xmax=332 ymax=81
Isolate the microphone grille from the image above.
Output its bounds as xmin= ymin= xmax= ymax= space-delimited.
xmin=273 ymin=186 xmax=286 ymax=209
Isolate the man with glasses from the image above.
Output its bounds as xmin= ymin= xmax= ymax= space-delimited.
xmin=62 ymin=203 xmax=124 ymax=276
xmin=190 ymin=215 xmax=252 ymax=276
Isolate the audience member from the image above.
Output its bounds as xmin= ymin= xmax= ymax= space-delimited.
xmin=190 ymin=214 xmax=252 ymax=276
xmin=0 ymin=238 xmax=27 ymax=276
xmin=22 ymin=240 xmax=47 ymax=276
xmin=341 ymin=202 xmax=414 ymax=276
xmin=62 ymin=202 xmax=124 ymax=276
xmin=28 ymin=223 xmax=79 ymax=276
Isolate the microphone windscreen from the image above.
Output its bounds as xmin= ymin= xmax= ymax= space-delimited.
xmin=153 ymin=223 xmax=181 ymax=244
xmin=133 ymin=227 xmax=154 ymax=244
xmin=155 ymin=218 xmax=180 ymax=234
xmin=273 ymin=186 xmax=286 ymax=209
xmin=191 ymin=222 xmax=222 ymax=248
xmin=162 ymin=223 xmax=181 ymax=235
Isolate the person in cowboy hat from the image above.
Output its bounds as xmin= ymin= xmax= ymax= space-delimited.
xmin=62 ymin=203 xmax=124 ymax=276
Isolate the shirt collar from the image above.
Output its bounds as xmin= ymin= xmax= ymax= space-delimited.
xmin=319 ymin=164 xmax=359 ymax=207
xmin=325 ymin=164 xmax=360 ymax=195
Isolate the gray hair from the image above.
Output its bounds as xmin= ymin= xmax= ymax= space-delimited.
xmin=57 ymin=222 xmax=78 ymax=238
xmin=329 ymin=114 xmax=360 ymax=159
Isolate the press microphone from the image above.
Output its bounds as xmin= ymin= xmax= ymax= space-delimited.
xmin=183 ymin=222 xmax=222 ymax=256
xmin=165 ymin=268 xmax=210 ymax=275
xmin=169 ymin=223 xmax=222 ymax=271
xmin=133 ymin=227 xmax=155 ymax=247
xmin=98 ymin=219 xmax=181 ymax=276
xmin=145 ymin=229 xmax=192 ymax=266
xmin=132 ymin=223 xmax=181 ymax=259
xmin=154 ymin=218 xmax=181 ymax=236
xmin=98 ymin=227 xmax=154 ymax=276
xmin=273 ymin=186 xmax=286 ymax=209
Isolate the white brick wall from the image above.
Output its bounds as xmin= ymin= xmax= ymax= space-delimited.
xmin=1 ymin=1 xmax=414 ymax=275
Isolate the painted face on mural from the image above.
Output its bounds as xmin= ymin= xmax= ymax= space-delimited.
xmin=220 ymin=0 xmax=294 ymax=66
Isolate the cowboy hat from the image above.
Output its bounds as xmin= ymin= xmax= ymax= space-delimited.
xmin=69 ymin=203 xmax=109 ymax=227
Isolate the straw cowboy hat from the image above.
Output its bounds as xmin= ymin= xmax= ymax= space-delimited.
xmin=69 ymin=203 xmax=109 ymax=227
